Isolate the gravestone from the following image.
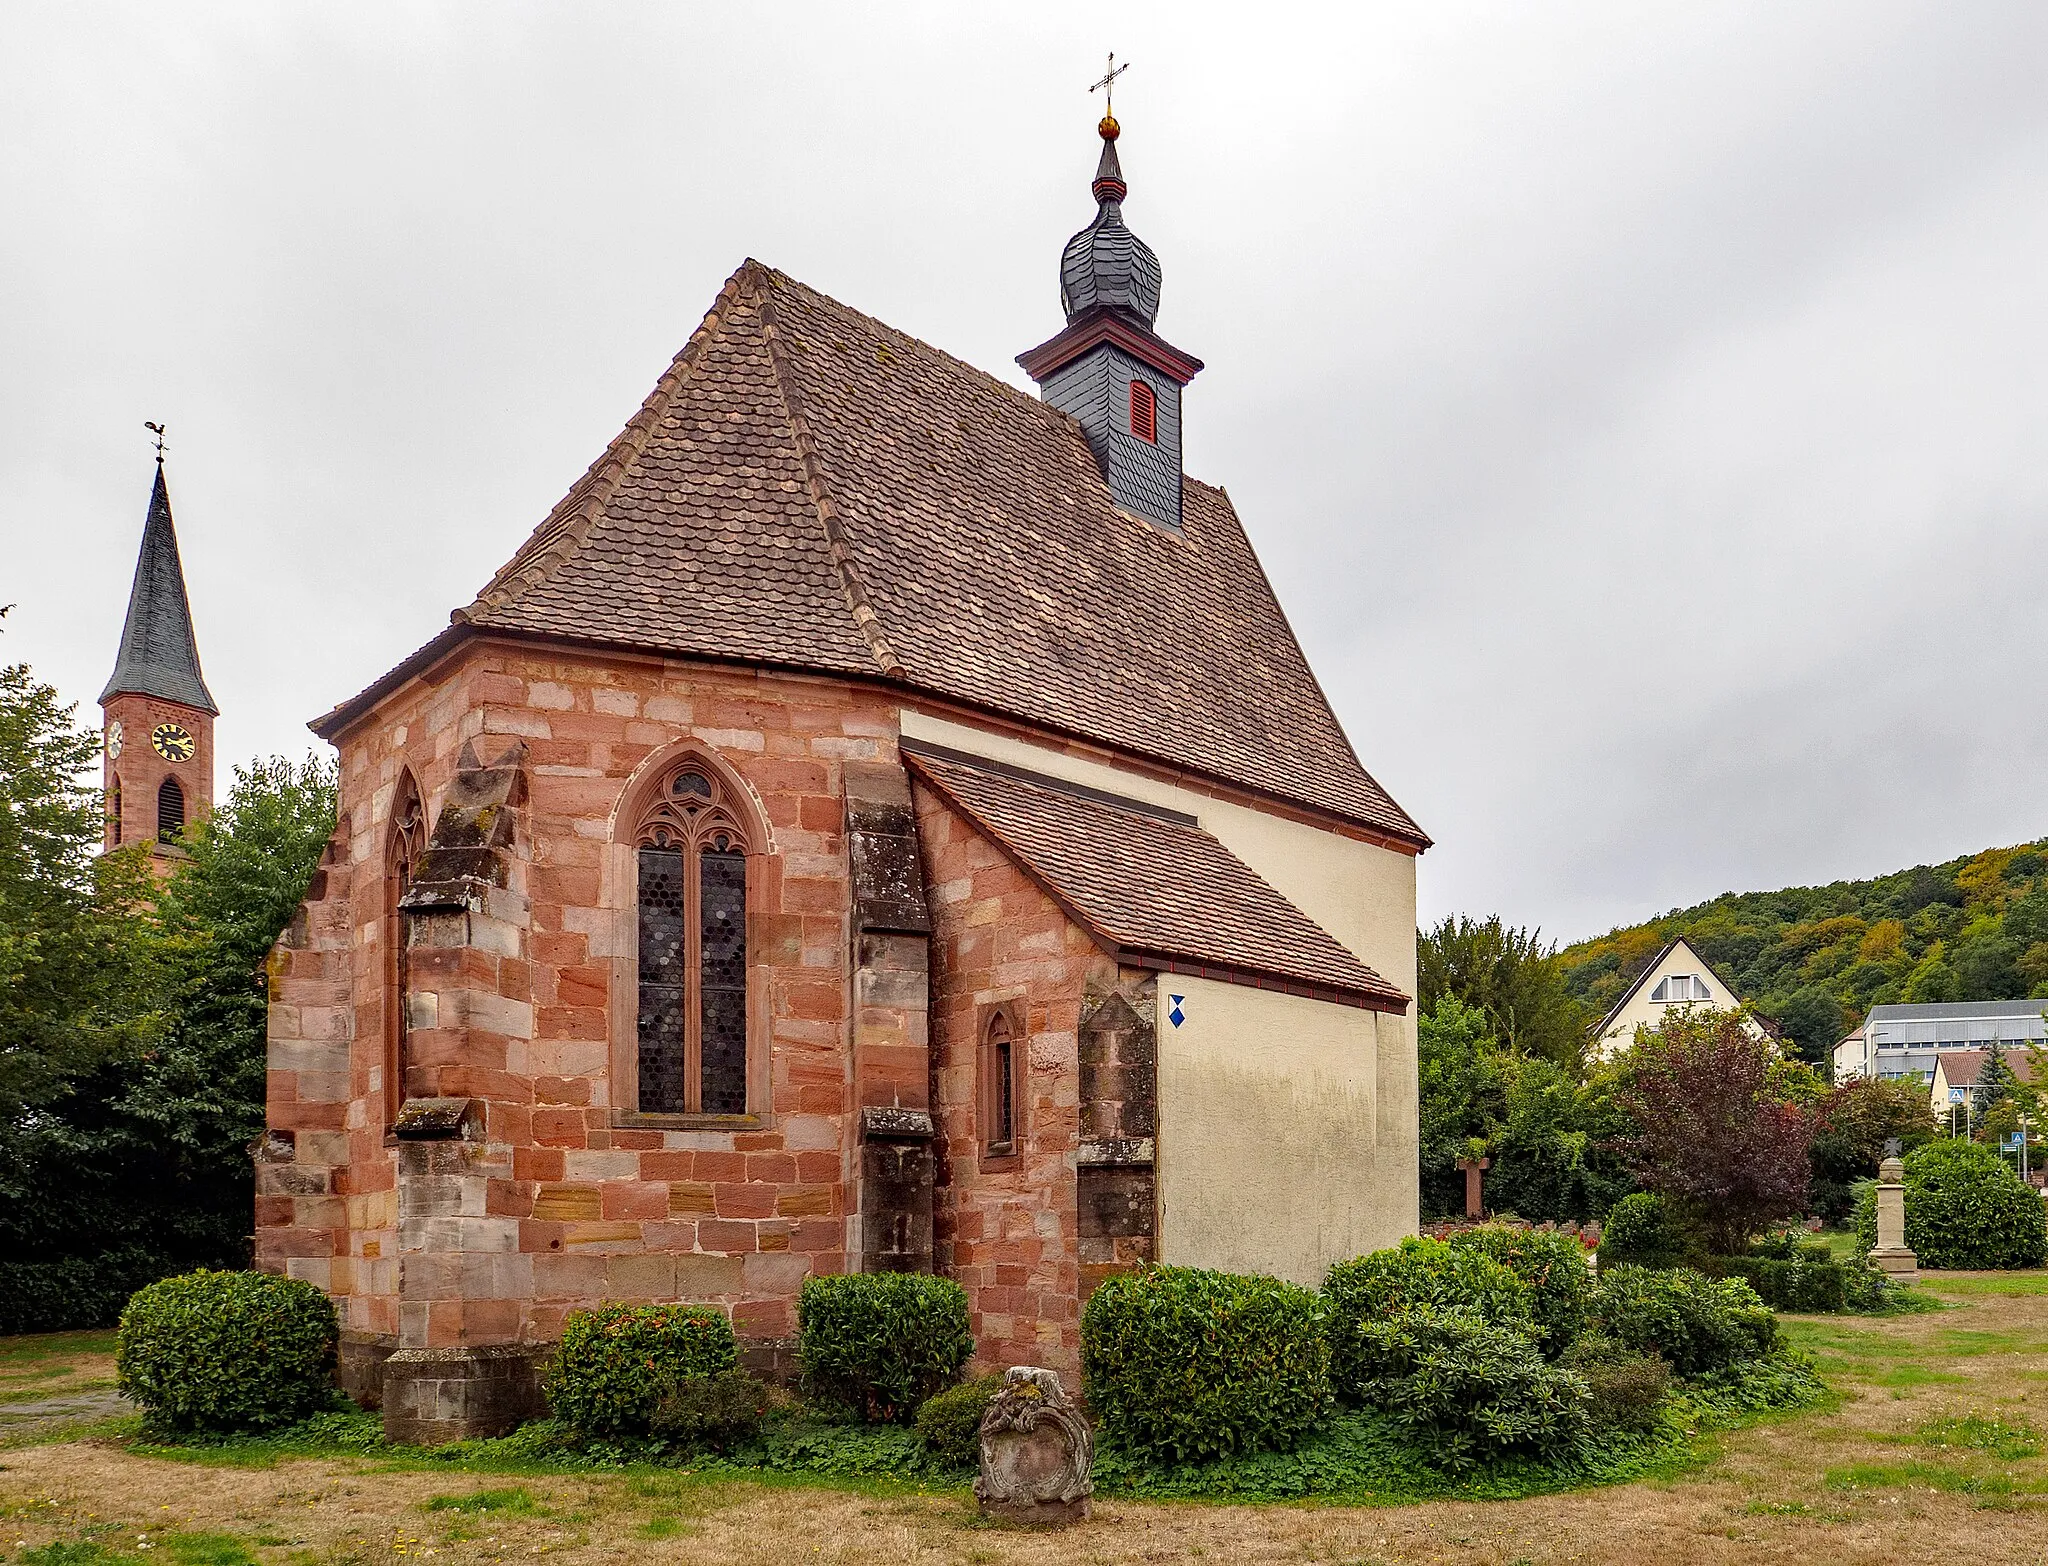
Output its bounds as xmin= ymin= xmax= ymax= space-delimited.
xmin=1870 ymin=1154 xmax=1917 ymax=1281
xmin=974 ymin=1366 xmax=1093 ymax=1525
xmin=1455 ymin=1155 xmax=1490 ymax=1220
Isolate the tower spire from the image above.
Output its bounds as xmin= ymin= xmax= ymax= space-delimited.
xmin=100 ymin=456 xmax=218 ymax=715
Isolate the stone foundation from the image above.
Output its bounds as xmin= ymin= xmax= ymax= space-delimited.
xmin=337 ymin=1331 xmax=396 ymax=1410
xmin=381 ymin=1344 xmax=546 ymax=1446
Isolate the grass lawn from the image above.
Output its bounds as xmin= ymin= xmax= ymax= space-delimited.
xmin=2 ymin=1276 xmax=2047 ymax=1564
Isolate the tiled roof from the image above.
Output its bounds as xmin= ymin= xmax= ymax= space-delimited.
xmin=903 ymin=742 xmax=1408 ymax=1010
xmin=101 ymin=466 xmax=217 ymax=715
xmin=361 ymin=261 xmax=1422 ymax=844
xmin=1935 ymin=1048 xmax=2041 ymax=1088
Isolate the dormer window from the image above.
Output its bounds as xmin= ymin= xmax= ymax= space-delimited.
xmin=1129 ymin=379 xmax=1157 ymax=443
xmin=1650 ymin=973 xmax=1711 ymax=1002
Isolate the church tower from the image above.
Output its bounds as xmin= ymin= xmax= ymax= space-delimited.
xmin=1018 ymin=108 xmax=1203 ymax=531
xmin=100 ymin=456 xmax=217 ymax=862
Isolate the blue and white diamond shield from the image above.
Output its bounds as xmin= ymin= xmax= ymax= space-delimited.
xmin=1167 ymin=994 xmax=1186 ymax=1028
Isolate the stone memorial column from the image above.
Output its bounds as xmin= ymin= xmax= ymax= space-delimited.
xmin=1870 ymin=1155 xmax=1917 ymax=1281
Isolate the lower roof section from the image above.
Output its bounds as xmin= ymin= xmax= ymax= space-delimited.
xmin=901 ymin=739 xmax=1408 ymax=1013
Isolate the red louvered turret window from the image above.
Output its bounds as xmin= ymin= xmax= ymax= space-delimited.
xmin=1129 ymin=379 xmax=1157 ymax=443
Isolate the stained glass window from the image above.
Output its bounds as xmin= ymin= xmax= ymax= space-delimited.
xmin=634 ymin=760 xmax=752 ymax=1116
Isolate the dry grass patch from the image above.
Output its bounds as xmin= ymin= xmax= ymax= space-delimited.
xmin=1 ymin=1271 xmax=2046 ymax=1563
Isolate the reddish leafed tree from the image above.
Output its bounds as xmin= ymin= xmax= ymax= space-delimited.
xmin=1616 ymin=1009 xmax=1817 ymax=1254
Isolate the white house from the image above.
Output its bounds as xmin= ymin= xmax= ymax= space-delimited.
xmin=1591 ymin=936 xmax=1765 ymax=1059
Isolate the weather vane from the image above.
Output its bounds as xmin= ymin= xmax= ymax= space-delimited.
xmin=1088 ymin=52 xmax=1130 ymax=119
xmin=144 ymin=421 xmax=168 ymax=464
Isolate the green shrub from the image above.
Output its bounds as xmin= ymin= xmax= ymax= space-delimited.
xmin=913 ymin=1375 xmax=1002 ymax=1469
xmin=1446 ymin=1225 xmax=1594 ymax=1352
xmin=1081 ymin=1265 xmax=1332 ymax=1463
xmin=545 ymin=1302 xmax=738 ymax=1439
xmin=1350 ymin=1305 xmax=1589 ymax=1470
xmin=647 ymin=1368 xmax=768 ymax=1451
xmin=797 ymin=1273 xmax=973 ymax=1424
xmin=1323 ymin=1238 xmax=1531 ymax=1395
xmin=1591 ymin=1265 xmax=1778 ymax=1376
xmin=1710 ymin=1250 xmax=1889 ymax=1313
xmin=116 ymin=1269 xmax=339 ymax=1433
xmin=1559 ymin=1333 xmax=1670 ymax=1431
xmin=1852 ymin=1139 xmax=2048 ymax=1270
xmin=1597 ymin=1192 xmax=1687 ymax=1270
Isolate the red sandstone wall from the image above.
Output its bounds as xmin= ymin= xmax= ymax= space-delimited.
xmin=261 ymin=641 xmax=907 ymax=1344
xmin=914 ymin=781 xmax=1111 ymax=1378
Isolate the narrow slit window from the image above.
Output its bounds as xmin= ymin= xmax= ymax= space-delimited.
xmin=986 ymin=1011 xmax=1017 ymax=1155
xmin=108 ymin=779 xmax=122 ymax=846
xmin=1129 ymin=379 xmax=1157 ymax=443
xmin=156 ymin=777 xmax=184 ymax=842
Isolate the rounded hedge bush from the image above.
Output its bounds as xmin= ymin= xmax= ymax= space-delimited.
xmin=1597 ymin=1192 xmax=1686 ymax=1271
xmin=1446 ymin=1225 xmax=1594 ymax=1352
xmin=546 ymin=1302 xmax=738 ymax=1438
xmin=1591 ymin=1265 xmax=1778 ymax=1376
xmin=1324 ymin=1238 xmax=1531 ymax=1395
xmin=797 ymin=1272 xmax=973 ymax=1424
xmin=1853 ymin=1138 xmax=2048 ymax=1270
xmin=914 ymin=1375 xmax=1002 ymax=1469
xmin=1559 ymin=1332 xmax=1671 ymax=1432
xmin=1082 ymin=1264 xmax=1332 ymax=1463
xmin=1350 ymin=1305 xmax=1589 ymax=1469
xmin=116 ymin=1269 xmax=339 ymax=1433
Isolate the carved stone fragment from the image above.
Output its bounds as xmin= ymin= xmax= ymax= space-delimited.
xmin=974 ymin=1366 xmax=1093 ymax=1525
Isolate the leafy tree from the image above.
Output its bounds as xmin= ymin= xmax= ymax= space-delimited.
xmin=1806 ymin=1075 xmax=1934 ymax=1223
xmin=1614 ymin=1008 xmax=1816 ymax=1254
xmin=0 ymin=632 xmax=157 ymax=1113
xmin=1900 ymin=953 xmax=1962 ymax=1004
xmin=1768 ymin=984 xmax=1843 ymax=1069
xmin=1418 ymin=916 xmax=1589 ymax=1067
xmin=1955 ymin=932 xmax=2024 ymax=1001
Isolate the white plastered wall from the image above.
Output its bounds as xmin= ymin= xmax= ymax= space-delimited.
xmin=897 ymin=708 xmax=1421 ymax=1280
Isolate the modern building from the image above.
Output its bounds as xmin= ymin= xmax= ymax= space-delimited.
xmin=1591 ymin=936 xmax=1767 ymax=1058
xmin=1833 ymin=1000 xmax=2048 ymax=1085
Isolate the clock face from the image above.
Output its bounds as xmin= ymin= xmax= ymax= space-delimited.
xmin=106 ymin=720 xmax=124 ymax=760
xmin=151 ymin=723 xmax=196 ymax=763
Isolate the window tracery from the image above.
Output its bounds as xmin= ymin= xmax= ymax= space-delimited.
xmin=635 ymin=761 xmax=752 ymax=1116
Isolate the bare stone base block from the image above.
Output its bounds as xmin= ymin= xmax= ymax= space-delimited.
xmin=980 ymin=1496 xmax=1090 ymax=1527
xmin=381 ymin=1344 xmax=545 ymax=1446
xmin=338 ymin=1331 xmax=397 ymax=1410
xmin=1871 ymin=1247 xmax=1918 ymax=1282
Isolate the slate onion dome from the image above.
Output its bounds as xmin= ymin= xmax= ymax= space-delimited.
xmin=1058 ymin=114 xmax=1163 ymax=328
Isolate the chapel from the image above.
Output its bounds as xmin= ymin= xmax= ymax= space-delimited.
xmin=257 ymin=113 xmax=1430 ymax=1442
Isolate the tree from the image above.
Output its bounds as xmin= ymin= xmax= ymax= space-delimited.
xmin=0 ymin=630 xmax=157 ymax=1114
xmin=1977 ymin=1041 xmax=2017 ymax=1120
xmin=1807 ymin=1075 xmax=1935 ymax=1222
xmin=1901 ymin=953 xmax=1962 ymax=1004
xmin=1615 ymin=1007 xmax=1817 ymax=1254
xmin=1768 ymin=984 xmax=1844 ymax=1071
xmin=1418 ymin=916 xmax=1590 ymax=1068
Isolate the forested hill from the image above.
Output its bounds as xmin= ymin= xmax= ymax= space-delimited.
xmin=1557 ymin=838 xmax=2048 ymax=1062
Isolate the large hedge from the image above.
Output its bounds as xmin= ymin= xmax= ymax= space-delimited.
xmin=544 ymin=1302 xmax=738 ymax=1439
xmin=1324 ymin=1238 xmax=1530 ymax=1394
xmin=116 ymin=1270 xmax=338 ymax=1433
xmin=1446 ymin=1225 xmax=1593 ymax=1352
xmin=1590 ymin=1265 xmax=1778 ymax=1376
xmin=1348 ymin=1304 xmax=1589 ymax=1468
xmin=1081 ymin=1265 xmax=1332 ymax=1463
xmin=1853 ymin=1138 xmax=2048 ymax=1270
xmin=797 ymin=1272 xmax=973 ymax=1424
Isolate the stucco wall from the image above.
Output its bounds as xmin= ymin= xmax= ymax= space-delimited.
xmin=1594 ymin=938 xmax=1762 ymax=1059
xmin=1156 ymin=977 xmax=1413 ymax=1285
xmin=897 ymin=709 xmax=1421 ymax=1285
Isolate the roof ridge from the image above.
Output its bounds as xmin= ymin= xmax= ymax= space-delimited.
xmin=458 ymin=264 xmax=753 ymax=622
xmin=753 ymin=264 xmax=1081 ymax=440
xmin=748 ymin=261 xmax=905 ymax=680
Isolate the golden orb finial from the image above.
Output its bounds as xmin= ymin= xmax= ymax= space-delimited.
xmin=1098 ymin=113 xmax=1119 ymax=141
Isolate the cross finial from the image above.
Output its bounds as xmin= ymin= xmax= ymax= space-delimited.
xmin=1088 ymin=52 xmax=1129 ymax=118
xmin=144 ymin=421 xmax=168 ymax=464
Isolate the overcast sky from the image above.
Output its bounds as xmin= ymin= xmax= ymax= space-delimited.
xmin=6 ymin=2 xmax=2047 ymax=943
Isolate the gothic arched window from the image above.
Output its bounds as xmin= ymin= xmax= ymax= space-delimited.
xmin=384 ymin=770 xmax=427 ymax=1126
xmin=635 ymin=761 xmax=752 ymax=1116
xmin=980 ymin=1004 xmax=1025 ymax=1164
xmin=157 ymin=777 xmax=185 ymax=842
xmin=108 ymin=778 xmax=122 ymax=847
